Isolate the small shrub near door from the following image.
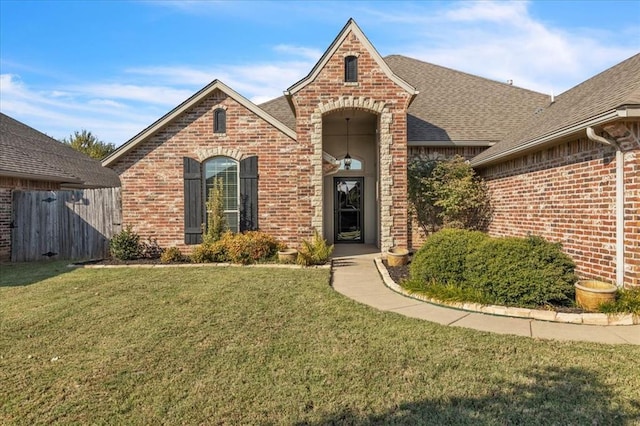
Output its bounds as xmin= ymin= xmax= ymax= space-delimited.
xmin=297 ymin=230 xmax=333 ymax=266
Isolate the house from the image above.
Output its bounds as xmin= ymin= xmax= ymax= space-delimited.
xmin=0 ymin=113 xmax=121 ymax=262
xmin=103 ymin=19 xmax=639 ymax=288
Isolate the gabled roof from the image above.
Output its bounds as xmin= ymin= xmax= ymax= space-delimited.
xmin=472 ymin=53 xmax=640 ymax=167
xmin=285 ymin=19 xmax=418 ymax=97
xmin=103 ymin=79 xmax=296 ymax=167
xmin=385 ymin=55 xmax=549 ymax=145
xmin=0 ymin=113 xmax=120 ymax=188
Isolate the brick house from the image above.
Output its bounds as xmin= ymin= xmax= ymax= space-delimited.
xmin=0 ymin=113 xmax=120 ymax=262
xmin=103 ymin=19 xmax=639 ymax=288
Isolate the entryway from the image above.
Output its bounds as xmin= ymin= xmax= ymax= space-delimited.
xmin=334 ymin=177 xmax=363 ymax=243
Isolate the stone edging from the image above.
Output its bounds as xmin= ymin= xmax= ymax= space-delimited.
xmin=68 ymin=262 xmax=331 ymax=270
xmin=374 ymin=258 xmax=639 ymax=326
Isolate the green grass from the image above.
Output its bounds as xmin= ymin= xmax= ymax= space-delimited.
xmin=1 ymin=262 xmax=640 ymax=425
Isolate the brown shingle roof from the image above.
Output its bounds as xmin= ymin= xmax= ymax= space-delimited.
xmin=0 ymin=113 xmax=120 ymax=187
xmin=384 ymin=55 xmax=549 ymax=143
xmin=259 ymin=96 xmax=296 ymax=131
xmin=472 ymin=53 xmax=640 ymax=166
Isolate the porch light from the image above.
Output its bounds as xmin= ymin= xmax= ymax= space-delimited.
xmin=344 ymin=117 xmax=352 ymax=170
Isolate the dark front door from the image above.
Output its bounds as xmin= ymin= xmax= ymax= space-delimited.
xmin=334 ymin=177 xmax=364 ymax=243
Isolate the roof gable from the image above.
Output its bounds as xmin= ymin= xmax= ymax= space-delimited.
xmin=285 ymin=19 xmax=417 ymax=97
xmin=103 ymin=80 xmax=296 ymax=167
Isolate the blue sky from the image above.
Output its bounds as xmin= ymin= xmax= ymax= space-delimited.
xmin=1 ymin=0 xmax=639 ymax=146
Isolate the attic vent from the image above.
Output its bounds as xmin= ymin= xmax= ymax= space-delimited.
xmin=345 ymin=56 xmax=358 ymax=83
xmin=534 ymin=107 xmax=545 ymax=115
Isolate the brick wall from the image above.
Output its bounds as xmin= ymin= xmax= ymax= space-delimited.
xmin=109 ymin=89 xmax=299 ymax=253
xmin=477 ymin=121 xmax=640 ymax=288
xmin=0 ymin=177 xmax=60 ymax=262
xmin=290 ymin=30 xmax=413 ymax=249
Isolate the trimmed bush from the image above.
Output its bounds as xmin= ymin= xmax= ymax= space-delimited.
xmin=160 ymin=247 xmax=185 ymax=264
xmin=109 ymin=226 xmax=142 ymax=260
xmin=410 ymin=229 xmax=488 ymax=286
xmin=191 ymin=231 xmax=281 ymax=265
xmin=141 ymin=237 xmax=163 ymax=259
xmin=464 ymin=236 xmax=577 ymax=307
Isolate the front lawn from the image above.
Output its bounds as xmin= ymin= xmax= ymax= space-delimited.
xmin=1 ymin=262 xmax=639 ymax=424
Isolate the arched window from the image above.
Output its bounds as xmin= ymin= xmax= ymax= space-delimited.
xmin=204 ymin=156 xmax=238 ymax=232
xmin=344 ymin=55 xmax=358 ymax=82
xmin=214 ymin=109 xmax=226 ymax=133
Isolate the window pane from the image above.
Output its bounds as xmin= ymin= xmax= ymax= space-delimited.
xmin=204 ymin=156 xmax=238 ymax=232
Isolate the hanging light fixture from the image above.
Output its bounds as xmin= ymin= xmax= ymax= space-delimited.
xmin=344 ymin=117 xmax=352 ymax=170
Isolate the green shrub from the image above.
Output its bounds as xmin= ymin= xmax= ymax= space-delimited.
xmin=465 ymin=235 xmax=577 ymax=307
xmin=190 ymin=240 xmax=227 ymax=263
xmin=109 ymin=226 xmax=142 ymax=260
xmin=410 ymin=229 xmax=488 ymax=286
xmin=599 ymin=287 xmax=640 ymax=315
xmin=160 ymin=247 xmax=185 ymax=264
xmin=297 ymin=230 xmax=333 ymax=266
xmin=203 ymin=179 xmax=227 ymax=244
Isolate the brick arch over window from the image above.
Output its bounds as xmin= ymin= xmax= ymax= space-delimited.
xmin=195 ymin=147 xmax=246 ymax=162
xmin=310 ymin=97 xmax=395 ymax=250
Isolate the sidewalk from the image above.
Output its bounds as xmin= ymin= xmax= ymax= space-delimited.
xmin=330 ymin=245 xmax=640 ymax=345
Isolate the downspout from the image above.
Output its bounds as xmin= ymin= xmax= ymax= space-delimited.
xmin=586 ymin=127 xmax=624 ymax=287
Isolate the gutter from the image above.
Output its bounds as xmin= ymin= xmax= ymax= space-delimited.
xmin=586 ymin=126 xmax=624 ymax=288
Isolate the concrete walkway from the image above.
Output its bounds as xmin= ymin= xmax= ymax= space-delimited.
xmin=331 ymin=245 xmax=640 ymax=345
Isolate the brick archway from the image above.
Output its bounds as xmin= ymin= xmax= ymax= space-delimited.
xmin=310 ymin=97 xmax=395 ymax=250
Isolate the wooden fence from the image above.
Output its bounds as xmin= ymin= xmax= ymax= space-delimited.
xmin=11 ymin=187 xmax=121 ymax=262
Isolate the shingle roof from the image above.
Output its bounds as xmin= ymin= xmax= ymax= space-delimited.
xmin=0 ymin=113 xmax=120 ymax=188
xmin=472 ymin=53 xmax=640 ymax=166
xmin=385 ymin=55 xmax=550 ymax=143
xmin=261 ymin=55 xmax=550 ymax=145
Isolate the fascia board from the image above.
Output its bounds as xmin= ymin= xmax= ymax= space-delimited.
xmin=470 ymin=110 xmax=621 ymax=167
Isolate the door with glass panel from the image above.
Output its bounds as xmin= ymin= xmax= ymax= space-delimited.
xmin=334 ymin=177 xmax=364 ymax=243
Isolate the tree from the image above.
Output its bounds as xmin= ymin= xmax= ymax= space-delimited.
xmin=62 ymin=130 xmax=116 ymax=160
xmin=408 ymin=155 xmax=492 ymax=235
xmin=203 ymin=178 xmax=227 ymax=243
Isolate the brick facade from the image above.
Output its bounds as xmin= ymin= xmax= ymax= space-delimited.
xmin=477 ymin=121 xmax=640 ymax=288
xmin=0 ymin=177 xmax=60 ymax=262
xmin=109 ymin=89 xmax=299 ymax=252
xmin=290 ymin=31 xmax=413 ymax=249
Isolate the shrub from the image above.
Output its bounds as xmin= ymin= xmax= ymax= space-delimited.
xmin=191 ymin=231 xmax=281 ymax=265
xmin=408 ymin=155 xmax=492 ymax=234
xmin=191 ymin=240 xmax=227 ymax=263
xmin=109 ymin=226 xmax=142 ymax=260
xmin=140 ymin=237 xmax=163 ymax=259
xmin=224 ymin=231 xmax=281 ymax=265
xmin=203 ymin=178 xmax=227 ymax=244
xmin=599 ymin=287 xmax=640 ymax=315
xmin=160 ymin=246 xmax=185 ymax=264
xmin=297 ymin=230 xmax=333 ymax=266
xmin=465 ymin=236 xmax=577 ymax=307
xmin=410 ymin=229 xmax=488 ymax=286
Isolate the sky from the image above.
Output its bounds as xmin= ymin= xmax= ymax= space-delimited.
xmin=1 ymin=0 xmax=639 ymax=147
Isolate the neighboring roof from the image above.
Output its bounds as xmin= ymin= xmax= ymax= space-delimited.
xmin=385 ymin=55 xmax=549 ymax=145
xmin=286 ymin=19 xmax=418 ymax=97
xmin=0 ymin=113 xmax=120 ymax=188
xmin=472 ymin=53 xmax=640 ymax=167
xmin=103 ymin=79 xmax=296 ymax=167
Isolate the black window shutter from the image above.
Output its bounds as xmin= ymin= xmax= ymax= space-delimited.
xmin=345 ymin=56 xmax=358 ymax=82
xmin=183 ymin=157 xmax=203 ymax=244
xmin=239 ymin=156 xmax=258 ymax=231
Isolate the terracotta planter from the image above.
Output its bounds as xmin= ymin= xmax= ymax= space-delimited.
xmin=387 ymin=247 xmax=409 ymax=267
xmin=278 ymin=249 xmax=298 ymax=264
xmin=575 ymin=280 xmax=617 ymax=311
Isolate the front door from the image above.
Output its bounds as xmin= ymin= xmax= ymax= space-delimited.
xmin=334 ymin=177 xmax=364 ymax=243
